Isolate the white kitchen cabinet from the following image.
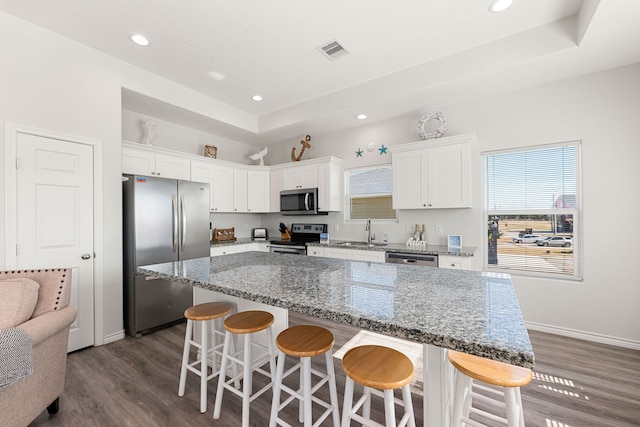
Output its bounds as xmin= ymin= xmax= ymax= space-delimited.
xmin=391 ymin=133 xmax=475 ymax=209
xmin=269 ymin=169 xmax=283 ymax=213
xmin=247 ymin=169 xmax=270 ymax=213
xmin=210 ymin=244 xmax=247 ymax=257
xmin=233 ymin=168 xmax=248 ymax=212
xmin=439 ymin=255 xmax=474 ymax=271
xmin=191 ymin=160 xmax=234 ymax=212
xmin=307 ymin=246 xmax=325 ymax=257
xmin=317 ymin=158 xmax=343 ymax=212
xmin=282 ymin=163 xmax=318 ymax=190
xmin=323 ymin=247 xmax=385 ymax=263
xmin=122 ymin=144 xmax=191 ymax=180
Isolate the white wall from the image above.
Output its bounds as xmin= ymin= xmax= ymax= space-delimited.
xmin=268 ymin=63 xmax=640 ymax=346
xmin=122 ymin=109 xmax=255 ymax=164
xmin=0 ymin=12 xmax=258 ymax=344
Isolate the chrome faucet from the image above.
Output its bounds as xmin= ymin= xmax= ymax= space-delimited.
xmin=366 ymin=218 xmax=375 ymax=244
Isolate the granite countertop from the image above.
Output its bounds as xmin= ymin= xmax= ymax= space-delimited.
xmin=308 ymin=240 xmax=477 ymax=257
xmin=139 ymin=252 xmax=533 ymax=368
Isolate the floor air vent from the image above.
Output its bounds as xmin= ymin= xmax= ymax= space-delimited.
xmin=317 ymin=39 xmax=350 ymax=61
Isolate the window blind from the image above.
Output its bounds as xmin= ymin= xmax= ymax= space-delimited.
xmin=483 ymin=142 xmax=582 ymax=279
xmin=346 ymin=165 xmax=396 ymax=220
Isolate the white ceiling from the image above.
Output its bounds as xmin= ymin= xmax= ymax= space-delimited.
xmin=1 ymin=0 xmax=639 ymax=145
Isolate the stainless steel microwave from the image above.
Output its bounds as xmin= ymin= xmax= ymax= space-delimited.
xmin=280 ymin=188 xmax=326 ymax=215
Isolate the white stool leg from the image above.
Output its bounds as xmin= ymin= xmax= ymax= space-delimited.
xmin=452 ymin=371 xmax=471 ymax=426
xmin=213 ymin=331 xmax=232 ymax=420
xmin=383 ymin=388 xmax=396 ymax=427
xmin=342 ymin=376 xmax=355 ymax=427
xmin=178 ymin=319 xmax=193 ymax=397
xmin=324 ymin=351 xmax=341 ymax=427
xmin=199 ymin=319 xmax=208 ymax=413
xmin=242 ymin=333 xmax=252 ymax=427
xmin=401 ymin=384 xmax=416 ymax=427
xmin=301 ymin=357 xmax=312 ymax=427
xmin=504 ymin=386 xmax=520 ymax=427
xmin=269 ymin=350 xmax=286 ymax=427
xmin=516 ymin=387 xmax=525 ymax=427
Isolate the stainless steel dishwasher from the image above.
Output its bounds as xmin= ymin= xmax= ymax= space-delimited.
xmin=385 ymin=251 xmax=438 ymax=267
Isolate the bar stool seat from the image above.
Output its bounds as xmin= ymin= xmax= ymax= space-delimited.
xmin=178 ymin=301 xmax=234 ymax=413
xmin=269 ymin=325 xmax=341 ymax=427
xmin=448 ymin=350 xmax=533 ymax=427
xmin=341 ymin=345 xmax=416 ymax=427
xmin=213 ymin=310 xmax=277 ymax=427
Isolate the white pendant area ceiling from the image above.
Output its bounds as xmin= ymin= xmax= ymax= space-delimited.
xmin=1 ymin=0 xmax=639 ymax=145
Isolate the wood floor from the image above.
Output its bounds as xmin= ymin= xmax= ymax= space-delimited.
xmin=30 ymin=312 xmax=640 ymax=427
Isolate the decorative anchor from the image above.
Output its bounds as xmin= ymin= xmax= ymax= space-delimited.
xmin=291 ymin=135 xmax=311 ymax=161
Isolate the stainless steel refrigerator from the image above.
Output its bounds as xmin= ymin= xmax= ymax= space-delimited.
xmin=123 ymin=175 xmax=210 ymax=337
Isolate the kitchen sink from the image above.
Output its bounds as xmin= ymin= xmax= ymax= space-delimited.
xmin=335 ymin=241 xmax=387 ymax=248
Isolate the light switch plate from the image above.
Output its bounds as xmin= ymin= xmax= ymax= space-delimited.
xmin=334 ymin=224 xmax=339 ymax=232
xmin=436 ymin=225 xmax=443 ymax=234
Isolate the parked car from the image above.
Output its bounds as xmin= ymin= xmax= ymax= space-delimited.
xmin=513 ymin=234 xmax=543 ymax=243
xmin=536 ymin=236 xmax=572 ymax=247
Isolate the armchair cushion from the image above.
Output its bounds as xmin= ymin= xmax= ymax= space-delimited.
xmin=0 ymin=278 xmax=40 ymax=329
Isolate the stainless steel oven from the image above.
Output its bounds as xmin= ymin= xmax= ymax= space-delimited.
xmin=269 ymin=223 xmax=327 ymax=255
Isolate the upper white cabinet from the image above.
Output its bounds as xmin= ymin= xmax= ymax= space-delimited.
xmin=269 ymin=169 xmax=283 ymax=213
xmin=191 ymin=160 xmax=234 ymax=212
xmin=317 ymin=159 xmax=343 ymax=212
xmin=247 ymin=169 xmax=270 ymax=213
xmin=391 ymin=133 xmax=475 ymax=209
xmin=282 ymin=163 xmax=318 ymax=190
xmin=122 ymin=143 xmax=191 ymax=180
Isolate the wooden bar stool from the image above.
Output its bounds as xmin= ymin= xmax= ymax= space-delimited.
xmin=213 ymin=310 xmax=277 ymax=427
xmin=178 ymin=301 xmax=234 ymax=413
xmin=341 ymin=345 xmax=416 ymax=427
xmin=269 ymin=325 xmax=341 ymax=427
xmin=447 ymin=350 xmax=533 ymax=427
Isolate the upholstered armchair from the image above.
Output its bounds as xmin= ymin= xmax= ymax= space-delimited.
xmin=0 ymin=269 xmax=77 ymax=426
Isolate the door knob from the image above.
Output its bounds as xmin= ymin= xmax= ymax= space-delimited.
xmin=81 ymin=253 xmax=91 ymax=260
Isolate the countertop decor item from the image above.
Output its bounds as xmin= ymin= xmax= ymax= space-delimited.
xmin=204 ymin=145 xmax=217 ymax=159
xmin=291 ymin=135 xmax=311 ymax=161
xmin=213 ymin=227 xmax=235 ymax=243
xmin=417 ymin=111 xmax=447 ymax=140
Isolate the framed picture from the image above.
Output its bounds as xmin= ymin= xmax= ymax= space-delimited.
xmin=447 ymin=235 xmax=462 ymax=249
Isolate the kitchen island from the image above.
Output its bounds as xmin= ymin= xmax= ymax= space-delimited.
xmin=139 ymin=251 xmax=533 ymax=427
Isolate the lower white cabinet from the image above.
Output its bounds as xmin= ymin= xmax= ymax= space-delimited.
xmin=438 ymin=255 xmax=474 ymax=271
xmin=323 ymin=247 xmax=385 ymax=263
xmin=210 ymin=244 xmax=247 ymax=257
xmin=307 ymin=246 xmax=325 ymax=257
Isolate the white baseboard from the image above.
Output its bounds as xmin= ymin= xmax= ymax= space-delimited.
xmin=525 ymin=321 xmax=640 ymax=351
xmin=102 ymin=330 xmax=126 ymax=345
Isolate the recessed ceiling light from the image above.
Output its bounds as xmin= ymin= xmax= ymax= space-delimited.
xmin=489 ymin=0 xmax=512 ymax=13
xmin=130 ymin=33 xmax=150 ymax=47
xmin=251 ymin=95 xmax=263 ymax=102
xmin=356 ymin=114 xmax=367 ymax=120
xmin=207 ymin=71 xmax=226 ymax=81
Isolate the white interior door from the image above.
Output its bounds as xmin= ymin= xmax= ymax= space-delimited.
xmin=14 ymin=131 xmax=95 ymax=352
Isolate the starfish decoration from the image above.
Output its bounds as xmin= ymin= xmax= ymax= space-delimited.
xmin=378 ymin=144 xmax=388 ymax=155
xmin=355 ymin=148 xmax=363 ymax=157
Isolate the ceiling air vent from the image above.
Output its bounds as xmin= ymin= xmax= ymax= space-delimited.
xmin=317 ymin=39 xmax=350 ymax=61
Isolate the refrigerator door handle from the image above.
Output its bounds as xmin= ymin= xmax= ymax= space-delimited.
xmin=172 ymin=194 xmax=178 ymax=252
xmin=180 ymin=195 xmax=187 ymax=251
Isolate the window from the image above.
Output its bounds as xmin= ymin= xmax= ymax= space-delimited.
xmin=345 ymin=165 xmax=396 ymax=220
xmin=483 ymin=142 xmax=582 ymax=279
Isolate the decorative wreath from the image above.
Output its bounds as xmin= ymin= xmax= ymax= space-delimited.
xmin=417 ymin=111 xmax=447 ymax=140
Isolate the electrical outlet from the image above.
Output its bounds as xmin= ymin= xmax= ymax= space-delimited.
xmin=333 ymin=224 xmax=339 ymax=232
xmin=436 ymin=225 xmax=443 ymax=234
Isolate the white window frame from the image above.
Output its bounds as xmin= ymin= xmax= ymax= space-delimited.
xmin=482 ymin=141 xmax=583 ymax=280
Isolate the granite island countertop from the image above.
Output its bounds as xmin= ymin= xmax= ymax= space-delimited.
xmin=139 ymin=251 xmax=533 ymax=368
